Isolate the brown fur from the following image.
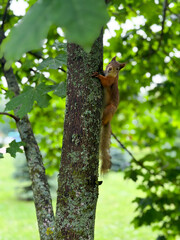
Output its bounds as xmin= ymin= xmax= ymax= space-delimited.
xmin=100 ymin=122 xmax=112 ymax=174
xmin=93 ymin=56 xmax=126 ymax=174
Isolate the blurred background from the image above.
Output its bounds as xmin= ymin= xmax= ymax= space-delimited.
xmin=0 ymin=0 xmax=180 ymax=239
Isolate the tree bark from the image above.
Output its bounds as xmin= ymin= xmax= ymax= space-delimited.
xmin=55 ymin=32 xmax=104 ymax=239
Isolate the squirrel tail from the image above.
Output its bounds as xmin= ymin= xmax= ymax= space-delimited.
xmin=100 ymin=122 xmax=112 ymax=174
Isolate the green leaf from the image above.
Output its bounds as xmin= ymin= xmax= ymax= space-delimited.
xmin=0 ymin=153 xmax=3 ymax=158
xmin=0 ymin=0 xmax=53 ymax=65
xmin=37 ymin=54 xmax=67 ymax=70
xmin=5 ymin=82 xmax=67 ymax=118
xmin=6 ymin=140 xmax=25 ymax=158
xmin=54 ymin=82 xmax=66 ymax=98
xmin=5 ymin=86 xmax=35 ymax=118
xmin=34 ymin=83 xmax=52 ymax=108
xmin=52 ymin=41 xmax=67 ymax=51
xmin=1 ymin=0 xmax=109 ymax=63
xmin=54 ymin=0 xmax=109 ymax=51
xmin=5 ymin=83 xmax=52 ymax=118
xmin=5 ymin=90 xmax=15 ymax=100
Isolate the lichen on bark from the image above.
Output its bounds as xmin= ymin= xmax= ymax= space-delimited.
xmin=55 ymin=33 xmax=104 ymax=240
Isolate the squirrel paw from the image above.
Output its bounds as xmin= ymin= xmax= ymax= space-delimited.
xmin=92 ymin=72 xmax=99 ymax=77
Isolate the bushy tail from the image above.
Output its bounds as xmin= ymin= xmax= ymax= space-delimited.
xmin=100 ymin=122 xmax=111 ymax=174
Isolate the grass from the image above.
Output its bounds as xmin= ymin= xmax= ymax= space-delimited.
xmin=95 ymin=173 xmax=157 ymax=240
xmin=0 ymin=155 xmax=157 ymax=240
xmin=0 ymin=155 xmax=39 ymax=240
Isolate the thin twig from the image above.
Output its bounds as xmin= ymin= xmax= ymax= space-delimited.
xmin=111 ymin=132 xmax=148 ymax=170
xmin=1 ymin=87 xmax=7 ymax=92
xmin=0 ymin=112 xmax=20 ymax=122
xmin=111 ymin=132 xmax=137 ymax=161
xmin=27 ymin=51 xmax=43 ymax=59
xmin=58 ymin=67 xmax=66 ymax=73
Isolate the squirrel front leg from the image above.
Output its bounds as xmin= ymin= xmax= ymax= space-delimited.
xmin=92 ymin=72 xmax=115 ymax=87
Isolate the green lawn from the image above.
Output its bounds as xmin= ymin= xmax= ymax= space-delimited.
xmin=0 ymin=155 xmax=157 ymax=240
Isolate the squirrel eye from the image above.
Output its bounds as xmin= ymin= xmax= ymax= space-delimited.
xmin=108 ymin=67 xmax=112 ymax=71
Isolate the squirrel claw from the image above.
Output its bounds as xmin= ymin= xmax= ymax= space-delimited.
xmin=92 ymin=72 xmax=99 ymax=77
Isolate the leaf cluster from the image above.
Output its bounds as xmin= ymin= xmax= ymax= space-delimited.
xmin=0 ymin=0 xmax=109 ymax=65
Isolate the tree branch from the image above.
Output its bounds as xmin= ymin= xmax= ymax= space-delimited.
xmin=112 ymin=132 xmax=138 ymax=161
xmin=1 ymin=87 xmax=7 ymax=92
xmin=27 ymin=51 xmax=43 ymax=59
xmin=158 ymin=0 xmax=169 ymax=49
xmin=0 ymin=112 xmax=20 ymax=122
xmin=0 ymin=40 xmax=55 ymax=239
xmin=1 ymin=0 xmax=12 ymax=30
xmin=58 ymin=67 xmax=66 ymax=73
xmin=111 ymin=132 xmax=151 ymax=172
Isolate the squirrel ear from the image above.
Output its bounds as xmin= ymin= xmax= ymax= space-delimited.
xmin=119 ymin=63 xmax=126 ymax=69
xmin=111 ymin=56 xmax=116 ymax=61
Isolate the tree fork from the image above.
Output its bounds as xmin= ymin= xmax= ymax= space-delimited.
xmin=55 ymin=32 xmax=104 ymax=239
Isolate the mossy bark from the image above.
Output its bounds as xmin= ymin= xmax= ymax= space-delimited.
xmin=55 ymin=33 xmax=103 ymax=240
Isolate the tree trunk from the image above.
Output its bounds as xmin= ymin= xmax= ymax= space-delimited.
xmin=55 ymin=33 xmax=103 ymax=239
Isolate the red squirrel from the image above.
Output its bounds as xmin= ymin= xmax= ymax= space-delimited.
xmin=93 ymin=56 xmax=125 ymax=174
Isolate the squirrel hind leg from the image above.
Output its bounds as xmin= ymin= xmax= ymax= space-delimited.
xmin=102 ymin=104 xmax=116 ymax=125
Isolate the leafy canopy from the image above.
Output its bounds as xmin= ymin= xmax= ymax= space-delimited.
xmin=0 ymin=0 xmax=109 ymax=65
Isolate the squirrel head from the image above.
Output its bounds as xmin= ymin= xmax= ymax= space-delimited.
xmin=105 ymin=56 xmax=125 ymax=77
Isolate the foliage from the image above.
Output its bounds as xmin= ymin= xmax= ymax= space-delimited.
xmin=5 ymin=82 xmax=66 ymax=118
xmin=0 ymin=0 xmax=109 ymax=64
xmin=0 ymin=0 xmax=180 ymax=239
xmin=104 ymin=0 xmax=180 ymax=239
xmin=6 ymin=140 xmax=25 ymax=158
xmin=37 ymin=53 xmax=67 ymax=70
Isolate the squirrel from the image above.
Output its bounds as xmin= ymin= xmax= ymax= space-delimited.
xmin=92 ymin=56 xmax=125 ymax=174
